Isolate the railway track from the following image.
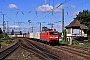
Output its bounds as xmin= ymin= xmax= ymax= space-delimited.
xmin=27 ymin=38 xmax=90 ymax=60
xmin=20 ymin=39 xmax=49 ymax=60
xmin=54 ymin=45 xmax=90 ymax=60
xmin=3 ymin=38 xmax=89 ymax=60
xmin=0 ymin=40 xmax=20 ymax=60
xmin=21 ymin=39 xmax=65 ymax=60
xmin=68 ymin=45 xmax=90 ymax=53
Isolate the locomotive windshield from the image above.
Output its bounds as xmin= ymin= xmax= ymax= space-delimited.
xmin=49 ymin=32 xmax=58 ymax=35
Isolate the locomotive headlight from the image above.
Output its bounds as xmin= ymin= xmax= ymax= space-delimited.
xmin=50 ymin=37 xmax=53 ymax=38
xmin=55 ymin=37 xmax=58 ymax=38
xmin=50 ymin=37 xmax=58 ymax=38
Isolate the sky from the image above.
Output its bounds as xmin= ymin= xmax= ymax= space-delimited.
xmin=0 ymin=0 xmax=90 ymax=33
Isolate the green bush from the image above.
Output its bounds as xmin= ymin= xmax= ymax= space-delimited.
xmin=0 ymin=33 xmax=3 ymax=39
xmin=0 ymin=33 xmax=10 ymax=40
xmin=0 ymin=40 xmax=12 ymax=46
xmin=83 ymin=43 xmax=90 ymax=48
xmin=88 ymin=34 xmax=90 ymax=40
xmin=78 ymin=43 xmax=90 ymax=48
xmin=72 ymin=40 xmax=79 ymax=45
xmin=0 ymin=41 xmax=6 ymax=46
xmin=5 ymin=40 xmax=12 ymax=44
xmin=60 ymin=40 xmax=69 ymax=44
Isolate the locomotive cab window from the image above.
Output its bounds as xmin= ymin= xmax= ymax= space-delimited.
xmin=49 ymin=32 xmax=58 ymax=35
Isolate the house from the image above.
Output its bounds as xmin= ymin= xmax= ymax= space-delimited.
xmin=65 ymin=19 xmax=88 ymax=41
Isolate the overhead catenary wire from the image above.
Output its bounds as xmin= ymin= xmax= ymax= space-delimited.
xmin=1 ymin=0 xmax=19 ymax=23
xmin=38 ymin=0 xmax=71 ymax=21
xmin=1 ymin=0 xmax=90 ymax=32
xmin=65 ymin=0 xmax=90 ymax=18
xmin=1 ymin=0 xmax=69 ymax=22
xmin=1 ymin=0 xmax=90 ymax=22
xmin=1 ymin=0 xmax=29 ymax=27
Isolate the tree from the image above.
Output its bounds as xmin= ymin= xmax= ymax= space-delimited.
xmin=58 ymin=32 xmax=62 ymax=37
xmin=74 ymin=10 xmax=90 ymax=29
xmin=20 ymin=31 xmax=22 ymax=35
xmin=63 ymin=29 xmax=67 ymax=41
xmin=0 ymin=28 xmax=2 ymax=34
xmin=0 ymin=28 xmax=3 ymax=38
xmin=11 ymin=29 xmax=14 ymax=35
xmin=74 ymin=10 xmax=90 ymax=40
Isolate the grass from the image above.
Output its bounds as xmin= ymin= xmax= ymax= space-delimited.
xmin=0 ymin=41 xmax=6 ymax=46
xmin=0 ymin=33 xmax=13 ymax=47
xmin=59 ymin=40 xmax=69 ymax=44
xmin=76 ymin=43 xmax=90 ymax=48
xmin=0 ymin=39 xmax=12 ymax=46
xmin=59 ymin=40 xmax=90 ymax=48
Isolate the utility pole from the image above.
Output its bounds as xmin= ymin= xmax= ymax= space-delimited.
xmin=31 ymin=26 xmax=34 ymax=32
xmin=62 ymin=9 xmax=64 ymax=32
xmin=44 ymin=0 xmax=47 ymax=4
xmin=40 ymin=22 xmax=41 ymax=32
xmin=48 ymin=22 xmax=54 ymax=29
xmin=2 ymin=14 xmax=6 ymax=32
xmin=7 ymin=21 xmax=9 ymax=34
xmin=37 ymin=22 xmax=45 ymax=32
xmin=2 ymin=14 xmax=6 ymax=38
xmin=62 ymin=9 xmax=64 ymax=39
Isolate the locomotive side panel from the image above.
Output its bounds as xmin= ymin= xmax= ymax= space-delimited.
xmin=46 ymin=31 xmax=50 ymax=42
xmin=40 ymin=31 xmax=50 ymax=42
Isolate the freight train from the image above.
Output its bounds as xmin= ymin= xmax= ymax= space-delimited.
xmin=9 ymin=29 xmax=59 ymax=44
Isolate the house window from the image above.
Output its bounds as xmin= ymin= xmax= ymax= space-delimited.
xmin=73 ymin=29 xmax=79 ymax=34
xmin=67 ymin=29 xmax=71 ymax=34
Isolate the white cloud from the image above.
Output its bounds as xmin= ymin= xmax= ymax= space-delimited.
xmin=36 ymin=4 xmax=65 ymax=12
xmin=8 ymin=4 xmax=18 ymax=9
xmin=70 ymin=5 xmax=76 ymax=8
xmin=67 ymin=11 xmax=79 ymax=16
xmin=36 ymin=4 xmax=53 ymax=12
xmin=9 ymin=25 xmax=19 ymax=28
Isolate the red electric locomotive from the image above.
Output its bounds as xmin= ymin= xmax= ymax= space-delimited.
xmin=40 ymin=29 xmax=59 ymax=44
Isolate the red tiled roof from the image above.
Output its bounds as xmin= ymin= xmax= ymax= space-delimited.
xmin=66 ymin=20 xmax=88 ymax=29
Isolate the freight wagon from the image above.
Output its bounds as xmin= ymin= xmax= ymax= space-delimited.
xmin=9 ymin=29 xmax=59 ymax=44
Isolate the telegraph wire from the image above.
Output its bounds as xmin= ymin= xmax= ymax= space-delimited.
xmin=1 ymin=0 xmax=27 ymax=27
xmin=28 ymin=0 xmax=71 ymax=22
xmin=74 ymin=0 xmax=90 ymax=6
xmin=38 ymin=0 xmax=71 ymax=22
xmin=65 ymin=0 xmax=90 ymax=18
xmin=0 ymin=11 xmax=15 ymax=22
xmin=1 ymin=0 xmax=90 ymax=25
xmin=1 ymin=0 xmax=70 ymax=23
xmin=1 ymin=0 xmax=19 ymax=23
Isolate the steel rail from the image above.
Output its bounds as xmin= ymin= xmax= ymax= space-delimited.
xmin=54 ymin=46 xmax=90 ymax=59
xmin=26 ymin=39 xmax=64 ymax=60
xmin=20 ymin=42 xmax=49 ymax=60
xmin=0 ymin=40 xmax=20 ymax=60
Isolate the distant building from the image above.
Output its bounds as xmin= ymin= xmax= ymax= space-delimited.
xmin=65 ymin=20 xmax=88 ymax=41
